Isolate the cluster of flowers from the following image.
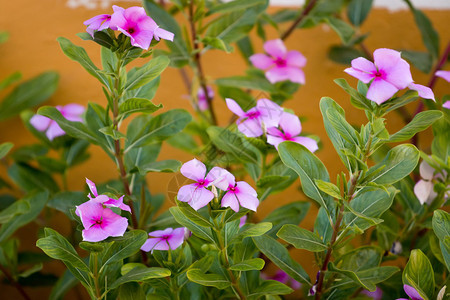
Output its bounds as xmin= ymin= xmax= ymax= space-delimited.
xmin=345 ymin=48 xmax=435 ymax=104
xmin=250 ymin=39 xmax=307 ymax=85
xmin=177 ymin=158 xmax=260 ymax=212
xmin=226 ymin=98 xmax=318 ymax=152
xmin=75 ymin=178 xmax=130 ymax=242
xmin=84 ymin=5 xmax=174 ymax=50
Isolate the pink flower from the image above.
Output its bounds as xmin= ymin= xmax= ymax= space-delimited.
xmin=250 ymin=39 xmax=306 ymax=84
xmin=239 ymin=215 xmax=247 ymax=228
xmin=361 ymin=287 xmax=383 ymax=300
xmin=177 ymin=159 xmax=229 ymax=210
xmin=262 ymin=270 xmax=301 ymax=290
xmin=140 ymin=227 xmax=186 ymax=252
xmin=110 ymin=6 xmax=173 ymax=50
xmin=86 ymin=178 xmax=131 ymax=212
xmin=443 ymin=101 xmax=450 ymax=109
xmin=197 ymin=86 xmax=214 ymax=111
xmin=218 ymin=173 xmax=259 ymax=212
xmin=413 ymin=160 xmax=449 ymax=205
xmin=226 ymin=98 xmax=283 ymax=137
xmin=75 ymin=200 xmax=128 ymax=242
xmin=396 ymin=285 xmax=424 ymax=300
xmin=84 ymin=14 xmax=111 ymax=37
xmin=345 ymin=48 xmax=434 ymax=104
xmin=30 ymin=104 xmax=84 ymax=141
xmin=266 ymin=111 xmax=318 ymax=152
xmin=436 ymin=70 xmax=450 ymax=82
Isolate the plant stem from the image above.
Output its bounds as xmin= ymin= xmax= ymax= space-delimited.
xmin=0 ymin=264 xmax=31 ymax=300
xmin=281 ymin=0 xmax=318 ymax=41
xmin=188 ymin=0 xmax=217 ymax=125
xmin=92 ymin=253 xmax=101 ymax=300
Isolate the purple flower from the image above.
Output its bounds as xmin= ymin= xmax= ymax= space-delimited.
xmin=177 ymin=159 xmax=229 ymax=210
xmin=345 ymin=48 xmax=434 ymax=104
xmin=361 ymin=287 xmax=383 ymax=300
xmin=30 ymin=104 xmax=84 ymax=141
xmin=86 ymin=178 xmax=131 ymax=212
xmin=75 ymin=200 xmax=128 ymax=242
xmin=84 ymin=14 xmax=111 ymax=37
xmin=110 ymin=6 xmax=173 ymax=50
xmin=250 ymin=39 xmax=306 ymax=84
xmin=262 ymin=270 xmax=302 ymax=290
xmin=266 ymin=111 xmax=318 ymax=152
xmin=436 ymin=70 xmax=450 ymax=82
xmin=226 ymin=98 xmax=283 ymax=137
xmin=215 ymin=171 xmax=259 ymax=212
xmin=197 ymin=86 xmax=214 ymax=111
xmin=396 ymin=285 xmax=424 ymax=300
xmin=140 ymin=227 xmax=186 ymax=252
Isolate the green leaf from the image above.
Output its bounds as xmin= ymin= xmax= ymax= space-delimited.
xmin=248 ymin=280 xmax=293 ymax=299
xmin=36 ymin=228 xmax=90 ymax=273
xmin=278 ymin=141 xmax=334 ymax=214
xmin=177 ymin=202 xmax=214 ymax=228
xmin=0 ymin=191 xmax=48 ymax=243
xmin=0 ymin=71 xmax=22 ymax=91
xmin=402 ymin=249 xmax=435 ymax=300
xmin=230 ymin=258 xmax=265 ymax=271
xmin=407 ymin=3 xmax=440 ymax=59
xmin=110 ymin=267 xmax=171 ymax=289
xmin=47 ymin=191 xmax=84 ymax=220
xmin=230 ymin=222 xmax=272 ymax=245
xmin=79 ymin=242 xmax=104 ymax=253
xmin=328 ymin=45 xmax=363 ymax=65
xmin=169 ymin=207 xmax=215 ymax=244
xmin=8 ymin=163 xmax=58 ymax=193
xmin=215 ymin=76 xmax=277 ymax=93
xmin=389 ymin=110 xmax=443 ymax=142
xmin=139 ymin=160 xmax=181 ymax=174
xmin=277 ymin=224 xmax=327 ymax=252
xmin=324 ymin=17 xmax=355 ymax=45
xmin=337 ymin=246 xmax=383 ymax=271
xmin=0 ymin=198 xmax=30 ymax=224
xmin=328 ymin=262 xmax=375 ymax=291
xmin=401 ymin=50 xmax=432 ymax=73
xmin=208 ymin=0 xmax=267 ymax=14
xmin=207 ymin=126 xmax=260 ymax=165
xmin=202 ymin=37 xmax=233 ymax=53
xmin=432 ymin=210 xmax=450 ymax=242
xmin=57 ymin=37 xmax=108 ymax=87
xmin=125 ymin=109 xmax=191 ymax=151
xmin=314 ymin=179 xmax=342 ymax=199
xmin=119 ymin=98 xmax=162 ymax=116
xmin=37 ymin=106 xmax=98 ymax=144
xmin=186 ymin=269 xmax=231 ymax=289
xmin=253 ymin=235 xmax=310 ymax=285
xmin=124 ymin=56 xmax=170 ymax=91
xmin=326 ymin=108 xmax=359 ymax=145
xmin=0 ymin=142 xmax=13 ymax=160
xmin=263 ymin=201 xmax=310 ymax=237
xmin=101 ymin=230 xmax=148 ymax=268
xmin=98 ymin=126 xmax=126 ymax=140
xmin=118 ymin=282 xmax=145 ymax=300
xmin=49 ymin=269 xmax=77 ymax=300
xmin=364 ymin=144 xmax=420 ymax=185
xmin=0 ymin=31 xmax=9 ymax=44
xmin=330 ymin=266 xmax=399 ymax=291
xmin=0 ymin=72 xmax=59 ymax=120
xmin=347 ymin=0 xmax=373 ymax=26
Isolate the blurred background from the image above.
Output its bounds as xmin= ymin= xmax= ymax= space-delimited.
xmin=0 ymin=0 xmax=449 ymax=298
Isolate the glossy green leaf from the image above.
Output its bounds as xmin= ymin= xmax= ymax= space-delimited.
xmin=262 ymin=201 xmax=310 ymax=237
xmin=402 ymin=249 xmax=435 ymax=300
xmin=101 ymin=230 xmax=148 ymax=268
xmin=328 ymin=45 xmax=363 ymax=65
xmin=277 ymin=224 xmax=327 ymax=252
xmin=0 ymin=198 xmax=30 ymax=224
xmin=389 ymin=111 xmax=443 ymax=142
xmin=110 ymin=267 xmax=171 ymax=289
xmin=118 ymin=282 xmax=145 ymax=300
xmin=139 ymin=160 xmax=181 ymax=174
xmin=247 ymin=280 xmax=293 ymax=299
xmin=124 ymin=56 xmax=169 ymax=91
xmin=170 ymin=207 xmax=215 ymax=244
xmin=347 ymin=0 xmax=373 ymax=26
xmin=401 ymin=50 xmax=432 ymax=73
xmin=230 ymin=222 xmax=272 ymax=245
xmin=253 ymin=235 xmax=310 ymax=285
xmin=215 ymin=76 xmax=277 ymax=93
xmin=177 ymin=202 xmax=214 ymax=228
xmin=433 ymin=210 xmax=450 ymax=242
xmin=0 ymin=72 xmax=59 ymax=120
xmin=326 ymin=108 xmax=359 ymax=145
xmin=186 ymin=270 xmax=231 ymax=289
xmin=324 ymin=17 xmax=355 ymax=45
xmin=230 ymin=258 xmax=265 ymax=271
xmin=314 ymin=179 xmax=342 ymax=199
xmin=119 ymin=98 xmax=162 ymax=116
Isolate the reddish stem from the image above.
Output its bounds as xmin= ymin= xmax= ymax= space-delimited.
xmin=0 ymin=264 xmax=31 ymax=300
xmin=281 ymin=0 xmax=318 ymax=41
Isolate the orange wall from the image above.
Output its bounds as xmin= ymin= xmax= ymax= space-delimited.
xmin=0 ymin=1 xmax=449 ymax=298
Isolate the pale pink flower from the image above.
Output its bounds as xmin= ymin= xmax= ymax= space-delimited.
xmin=84 ymin=14 xmax=111 ymax=37
xmin=86 ymin=178 xmax=131 ymax=212
xmin=197 ymin=86 xmax=214 ymax=111
xmin=250 ymin=39 xmax=306 ymax=84
xmin=75 ymin=200 xmax=128 ymax=242
xmin=443 ymin=101 xmax=450 ymax=109
xmin=414 ymin=160 xmax=439 ymax=205
xmin=141 ymin=227 xmax=186 ymax=252
xmin=266 ymin=111 xmax=318 ymax=152
xmin=226 ymin=98 xmax=283 ymax=137
xmin=436 ymin=70 xmax=450 ymax=82
xmin=345 ymin=48 xmax=434 ymax=104
xmin=110 ymin=6 xmax=173 ymax=50
xmin=30 ymin=104 xmax=84 ymax=141
xmin=177 ymin=159 xmax=229 ymax=210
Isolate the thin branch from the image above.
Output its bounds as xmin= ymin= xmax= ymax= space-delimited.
xmin=281 ymin=0 xmax=318 ymax=41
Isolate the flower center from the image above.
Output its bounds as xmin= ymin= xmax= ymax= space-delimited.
xmin=274 ymin=57 xmax=287 ymax=67
xmin=373 ymin=69 xmax=385 ymax=79
xmin=197 ymin=179 xmax=208 ymax=187
xmin=127 ymin=28 xmax=136 ymax=34
xmin=246 ymin=111 xmax=261 ymax=119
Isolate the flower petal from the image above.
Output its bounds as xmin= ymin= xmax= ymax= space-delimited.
xmin=237 ymin=118 xmax=263 ymax=137
xmin=257 ymin=99 xmax=283 ymax=128
xmin=141 ymin=237 xmax=163 ymax=252
xmin=403 ymin=285 xmax=424 ymax=300
xmin=267 ymin=134 xmax=286 ymax=149
xmin=85 ymin=178 xmax=98 ymax=197
xmin=374 ymin=48 xmax=413 ymax=89
xmin=221 ymin=192 xmax=240 ymax=212
xmin=149 ymin=228 xmax=174 ymax=238
xmin=436 ymin=70 xmax=450 ymax=83
xmin=154 ymin=27 xmax=174 ymax=41
xmin=76 ymin=200 xmax=103 ymax=229
xmin=414 ymin=179 xmax=434 ymax=205
xmin=235 ymin=182 xmax=259 ymax=211
xmin=180 ymin=158 xmax=206 ymax=181
xmin=408 ymin=83 xmax=435 ymax=101
xmin=46 ymin=123 xmax=65 ymax=140
xmin=29 ymin=115 xmax=52 ymax=132
xmin=344 ymin=67 xmax=374 ymax=84
xmin=264 ymin=39 xmax=286 ymax=59
xmin=167 ymin=227 xmax=185 ymax=250
xmin=101 ymin=208 xmax=128 ymax=238
xmin=351 ymin=57 xmax=377 ymax=74
xmin=226 ymin=98 xmax=246 ymax=117
xmin=419 ymin=160 xmax=435 ymax=180
xmin=82 ymin=225 xmax=109 ymax=242
xmin=286 ymin=50 xmax=306 ymax=68
xmin=189 ymin=187 xmax=214 ymax=210
xmin=265 ymin=66 xmax=305 ymax=84
xmin=249 ymin=54 xmax=274 ymax=70
xmin=279 ymin=112 xmax=301 ymax=137
xmin=366 ymin=78 xmax=399 ymax=104
xmin=443 ymin=100 xmax=450 ymax=109
xmin=206 ymin=167 xmax=235 ymax=190
xmin=291 ymin=136 xmax=319 ymax=153
xmin=61 ymin=104 xmax=85 ymax=121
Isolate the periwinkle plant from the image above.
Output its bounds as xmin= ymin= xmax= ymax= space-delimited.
xmin=0 ymin=1 xmax=449 ymax=300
